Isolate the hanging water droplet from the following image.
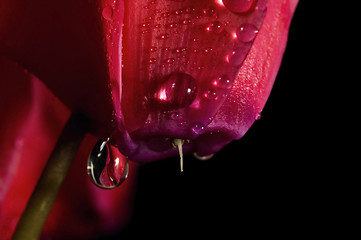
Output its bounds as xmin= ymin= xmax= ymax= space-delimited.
xmin=102 ymin=7 xmax=113 ymax=21
xmin=193 ymin=152 xmax=214 ymax=161
xmin=236 ymin=23 xmax=258 ymax=42
xmin=222 ymin=0 xmax=255 ymax=13
xmin=87 ymin=140 xmax=129 ymax=189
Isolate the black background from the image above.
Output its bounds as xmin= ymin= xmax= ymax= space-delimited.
xmin=100 ymin=2 xmax=348 ymax=238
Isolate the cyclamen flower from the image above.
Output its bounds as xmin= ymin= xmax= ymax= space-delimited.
xmin=0 ymin=0 xmax=298 ymax=239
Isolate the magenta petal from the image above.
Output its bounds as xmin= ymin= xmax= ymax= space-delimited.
xmin=1 ymin=0 xmax=298 ymax=163
xmin=115 ymin=0 xmax=298 ymax=161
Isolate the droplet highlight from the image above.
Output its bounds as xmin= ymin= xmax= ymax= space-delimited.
xmin=193 ymin=153 xmax=214 ymax=161
xmin=87 ymin=140 xmax=129 ymax=189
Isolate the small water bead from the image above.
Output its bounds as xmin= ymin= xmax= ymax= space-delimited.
xmin=182 ymin=18 xmax=192 ymax=25
xmin=203 ymin=89 xmax=218 ymax=100
xmin=159 ymin=33 xmax=169 ymax=40
xmin=173 ymin=9 xmax=183 ymax=15
xmin=212 ymin=74 xmax=232 ymax=89
xmin=141 ymin=22 xmax=150 ymax=28
xmin=222 ymin=0 xmax=255 ymax=13
xmin=191 ymin=123 xmax=205 ymax=135
xmin=165 ymin=58 xmax=175 ymax=64
xmin=227 ymin=47 xmax=248 ymax=66
xmin=236 ymin=24 xmax=258 ymax=42
xmin=202 ymin=6 xmax=217 ymax=17
xmin=166 ymin=22 xmax=178 ymax=28
xmin=102 ymin=7 xmax=113 ymax=21
xmin=206 ymin=21 xmax=224 ymax=34
xmin=87 ymin=140 xmax=129 ymax=189
xmin=173 ymin=47 xmax=186 ymax=54
xmin=167 ymin=111 xmax=183 ymax=120
xmin=255 ymin=0 xmax=268 ymax=11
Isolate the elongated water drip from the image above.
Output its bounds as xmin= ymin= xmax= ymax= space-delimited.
xmin=173 ymin=139 xmax=184 ymax=172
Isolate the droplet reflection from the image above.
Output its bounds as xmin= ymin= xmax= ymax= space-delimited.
xmin=87 ymin=140 xmax=128 ymax=189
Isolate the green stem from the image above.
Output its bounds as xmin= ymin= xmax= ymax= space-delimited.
xmin=12 ymin=113 xmax=87 ymax=240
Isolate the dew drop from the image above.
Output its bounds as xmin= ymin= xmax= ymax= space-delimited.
xmin=202 ymin=6 xmax=217 ymax=17
xmin=166 ymin=22 xmax=178 ymax=28
xmin=152 ymin=72 xmax=198 ymax=110
xmin=173 ymin=9 xmax=183 ymax=15
xmin=165 ymin=58 xmax=175 ymax=64
xmin=87 ymin=140 xmax=129 ymax=189
xmin=159 ymin=33 xmax=169 ymax=40
xmin=191 ymin=123 xmax=205 ymax=135
xmin=167 ymin=111 xmax=183 ymax=120
xmin=222 ymin=0 xmax=255 ymax=13
xmin=150 ymin=46 xmax=157 ymax=52
xmin=236 ymin=24 xmax=258 ymax=42
xmin=141 ymin=22 xmax=150 ymax=28
xmin=206 ymin=21 xmax=224 ymax=34
xmin=227 ymin=47 xmax=248 ymax=66
xmin=102 ymin=7 xmax=113 ymax=21
xmin=212 ymin=74 xmax=232 ymax=89
xmin=255 ymin=112 xmax=262 ymax=120
xmin=203 ymin=89 xmax=218 ymax=100
xmin=182 ymin=18 xmax=192 ymax=25
xmin=255 ymin=0 xmax=268 ymax=11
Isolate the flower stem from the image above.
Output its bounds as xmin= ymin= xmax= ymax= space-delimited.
xmin=12 ymin=112 xmax=87 ymax=240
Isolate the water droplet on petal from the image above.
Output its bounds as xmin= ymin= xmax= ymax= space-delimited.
xmin=222 ymin=0 xmax=255 ymax=13
xmin=203 ymin=89 xmax=218 ymax=100
xmin=191 ymin=123 xmax=205 ymax=135
xmin=212 ymin=74 xmax=232 ymax=89
xmin=102 ymin=7 xmax=113 ymax=21
xmin=152 ymin=72 xmax=198 ymax=110
xmin=236 ymin=23 xmax=258 ymax=42
xmin=206 ymin=21 xmax=224 ymax=34
xmin=227 ymin=47 xmax=248 ymax=66
xmin=87 ymin=140 xmax=128 ymax=189
xmin=202 ymin=6 xmax=217 ymax=17
xmin=255 ymin=0 xmax=268 ymax=11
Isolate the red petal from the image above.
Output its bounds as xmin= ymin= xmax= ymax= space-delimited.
xmin=197 ymin=0 xmax=299 ymax=155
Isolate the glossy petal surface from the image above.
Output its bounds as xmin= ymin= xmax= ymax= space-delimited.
xmin=0 ymin=0 xmax=298 ymax=162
